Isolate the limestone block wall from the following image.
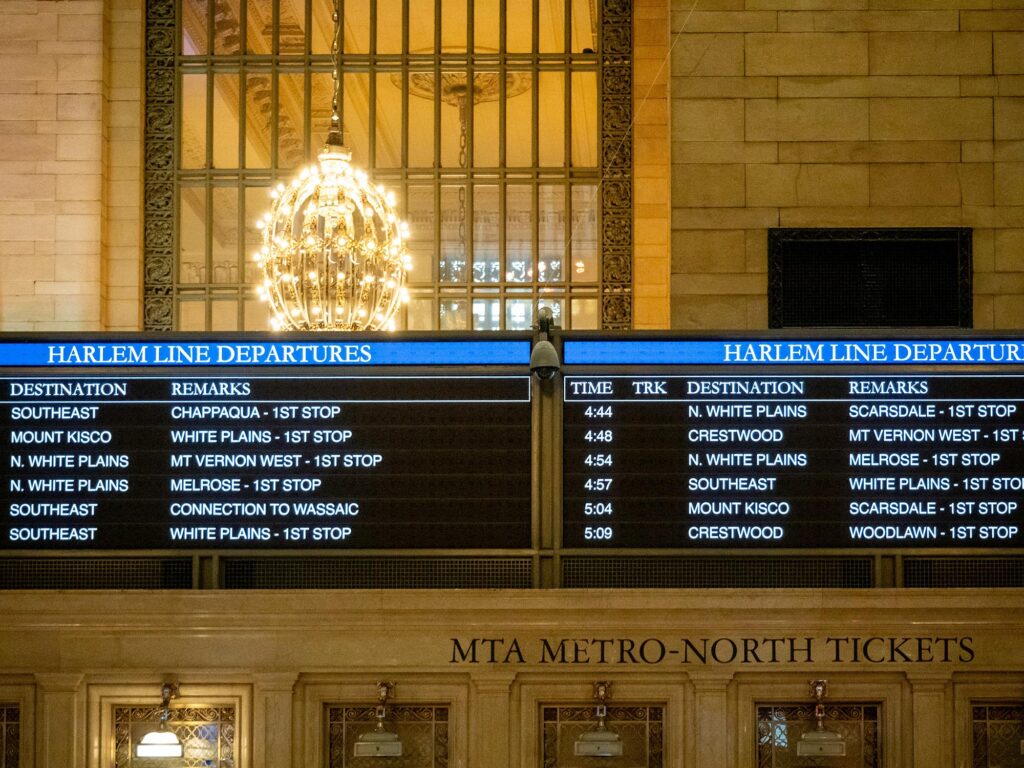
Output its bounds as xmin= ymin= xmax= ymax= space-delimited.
xmin=669 ymin=0 xmax=1024 ymax=329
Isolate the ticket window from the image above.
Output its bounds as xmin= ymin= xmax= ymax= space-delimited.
xmin=326 ymin=703 xmax=449 ymax=768
xmin=113 ymin=702 xmax=236 ymax=767
xmin=0 ymin=702 xmax=20 ymax=768
xmin=755 ymin=702 xmax=881 ymax=767
xmin=972 ymin=703 xmax=1024 ymax=768
xmin=541 ymin=703 xmax=665 ymax=768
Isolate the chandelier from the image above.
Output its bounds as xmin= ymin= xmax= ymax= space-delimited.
xmin=254 ymin=1 xmax=410 ymax=331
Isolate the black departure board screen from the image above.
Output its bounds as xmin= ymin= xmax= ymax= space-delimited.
xmin=563 ymin=339 xmax=1024 ymax=549
xmin=1 ymin=338 xmax=531 ymax=549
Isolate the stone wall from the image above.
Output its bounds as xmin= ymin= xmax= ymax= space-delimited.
xmin=670 ymin=0 xmax=1024 ymax=329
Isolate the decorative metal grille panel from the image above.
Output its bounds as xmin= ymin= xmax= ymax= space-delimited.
xmin=327 ymin=704 xmax=448 ymax=768
xmin=904 ymin=557 xmax=1024 ymax=588
xmin=972 ymin=703 xmax=1024 ymax=768
xmin=0 ymin=704 xmax=18 ymax=768
xmin=562 ymin=557 xmax=873 ymax=588
xmin=114 ymin=705 xmax=235 ymax=768
xmin=223 ymin=556 xmax=531 ymax=588
xmin=542 ymin=705 xmax=663 ymax=768
xmin=756 ymin=704 xmax=880 ymax=768
xmin=0 ymin=558 xmax=192 ymax=590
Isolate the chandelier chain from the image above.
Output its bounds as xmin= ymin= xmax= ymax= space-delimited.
xmin=331 ymin=0 xmax=341 ymax=130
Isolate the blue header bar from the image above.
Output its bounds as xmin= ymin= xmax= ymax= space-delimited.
xmin=0 ymin=340 xmax=531 ymax=368
xmin=565 ymin=339 xmax=1024 ymax=366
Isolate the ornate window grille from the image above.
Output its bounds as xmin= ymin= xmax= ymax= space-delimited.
xmin=327 ymin=703 xmax=449 ymax=768
xmin=756 ymin=703 xmax=880 ymax=768
xmin=145 ymin=0 xmax=632 ymax=331
xmin=0 ymin=704 xmax=18 ymax=768
xmin=542 ymin=704 xmax=664 ymax=768
xmin=972 ymin=703 xmax=1024 ymax=768
xmin=113 ymin=704 xmax=235 ymax=768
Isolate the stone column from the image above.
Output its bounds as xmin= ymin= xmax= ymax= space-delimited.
xmin=907 ymin=671 xmax=952 ymax=768
xmin=35 ymin=673 xmax=84 ymax=768
xmin=470 ymin=673 xmax=515 ymax=768
xmin=253 ymin=673 xmax=298 ymax=768
xmin=690 ymin=672 xmax=733 ymax=768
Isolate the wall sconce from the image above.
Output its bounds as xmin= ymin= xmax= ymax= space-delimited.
xmin=574 ymin=681 xmax=623 ymax=757
xmin=134 ymin=682 xmax=184 ymax=758
xmin=796 ymin=680 xmax=846 ymax=757
xmin=353 ymin=681 xmax=403 ymax=757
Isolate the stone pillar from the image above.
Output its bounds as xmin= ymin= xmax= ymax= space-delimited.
xmin=907 ymin=671 xmax=952 ymax=768
xmin=253 ymin=673 xmax=298 ymax=768
xmin=690 ymin=672 xmax=733 ymax=768
xmin=470 ymin=673 xmax=515 ymax=768
xmin=35 ymin=673 xmax=84 ymax=768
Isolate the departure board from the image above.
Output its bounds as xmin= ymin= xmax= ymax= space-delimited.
xmin=1 ymin=338 xmax=532 ymax=549
xmin=563 ymin=339 xmax=1024 ymax=549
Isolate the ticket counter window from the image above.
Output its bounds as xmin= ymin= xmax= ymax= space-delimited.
xmin=972 ymin=704 xmax=1024 ymax=768
xmin=327 ymin=704 xmax=448 ymax=767
xmin=114 ymin=704 xmax=235 ymax=767
xmin=0 ymin=704 xmax=18 ymax=768
xmin=756 ymin=703 xmax=880 ymax=768
xmin=541 ymin=704 xmax=664 ymax=767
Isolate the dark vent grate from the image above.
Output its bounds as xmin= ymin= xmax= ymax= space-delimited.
xmin=904 ymin=557 xmax=1024 ymax=588
xmin=562 ymin=556 xmax=873 ymax=588
xmin=0 ymin=558 xmax=192 ymax=589
xmin=223 ymin=557 xmax=532 ymax=589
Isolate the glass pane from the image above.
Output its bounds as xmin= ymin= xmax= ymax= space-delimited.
xmin=406 ymin=297 xmax=435 ymax=330
xmin=506 ymin=0 xmax=531 ymax=52
xmin=342 ymin=0 xmax=370 ymax=54
xmin=439 ymin=298 xmax=468 ymax=329
xmin=541 ymin=297 xmax=565 ymax=327
xmin=211 ymin=187 xmax=239 ymax=283
xmin=406 ymin=186 xmax=436 ymax=283
xmin=246 ymin=0 xmax=274 ymax=53
xmin=407 ymin=72 xmax=435 ymax=167
xmin=440 ymin=185 xmax=467 ymax=282
xmin=211 ymin=299 xmax=240 ymax=330
xmin=213 ymin=0 xmax=241 ymax=54
xmin=475 ymin=0 xmax=499 ymax=51
xmin=180 ymin=73 xmax=207 ymax=169
xmin=409 ymin=0 xmax=435 ymax=53
xmin=506 ymin=299 xmax=533 ymax=330
xmin=311 ymin=0 xmax=334 ymax=53
xmin=538 ymin=185 xmax=564 ymax=283
xmin=245 ymin=72 xmax=272 ymax=168
xmin=243 ymin=186 xmax=268 ymax=284
xmin=178 ymin=300 xmax=207 ymax=330
xmin=343 ymin=72 xmax=370 ymax=166
xmin=311 ymin=72 xmax=334 ymax=147
xmin=213 ymin=74 xmax=240 ymax=168
xmin=375 ymin=73 xmax=402 ymax=167
xmin=538 ymin=71 xmax=564 ymax=166
xmin=182 ymin=0 xmax=209 ymax=55
xmin=277 ymin=72 xmax=305 ymax=169
xmin=473 ymin=185 xmax=499 ymax=283
xmin=505 ymin=73 xmax=532 ymax=166
xmin=473 ymin=77 xmax=499 ymax=167
xmin=377 ymin=0 xmax=402 ymax=52
xmin=571 ymin=184 xmax=598 ymax=282
xmin=570 ymin=297 xmax=596 ymax=328
xmin=570 ymin=70 xmax=597 ymax=167
xmin=278 ymin=0 xmax=308 ymax=54
xmin=244 ymin=297 xmax=271 ymax=330
xmin=539 ymin=0 xmax=564 ymax=52
xmin=571 ymin=0 xmax=597 ymax=53
xmin=441 ymin=0 xmax=467 ymax=50
xmin=505 ymin=185 xmax=532 ymax=282
xmin=440 ymin=74 xmax=465 ymax=168
xmin=472 ymin=298 xmax=500 ymax=330
xmin=179 ymin=187 xmax=207 ymax=284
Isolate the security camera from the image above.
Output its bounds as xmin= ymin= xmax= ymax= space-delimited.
xmin=530 ymin=339 xmax=560 ymax=380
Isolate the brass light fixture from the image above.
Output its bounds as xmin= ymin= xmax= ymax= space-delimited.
xmin=353 ymin=681 xmax=403 ymax=757
xmin=796 ymin=680 xmax=847 ymax=757
xmin=134 ymin=682 xmax=184 ymax=758
xmin=255 ymin=0 xmax=410 ymax=331
xmin=574 ymin=681 xmax=623 ymax=757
